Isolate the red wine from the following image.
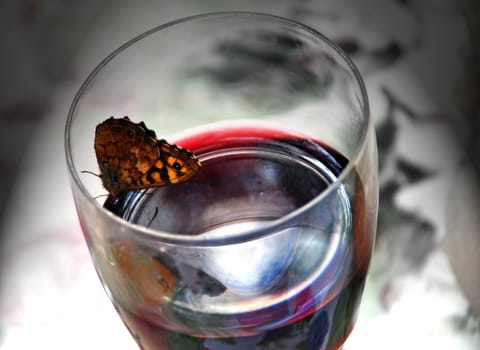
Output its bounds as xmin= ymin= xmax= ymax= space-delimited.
xmin=103 ymin=124 xmax=373 ymax=350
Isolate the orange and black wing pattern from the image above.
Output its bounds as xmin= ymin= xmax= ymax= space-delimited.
xmin=94 ymin=116 xmax=201 ymax=196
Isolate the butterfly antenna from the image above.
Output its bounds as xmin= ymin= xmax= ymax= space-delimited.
xmin=81 ymin=170 xmax=101 ymax=178
xmin=93 ymin=193 xmax=109 ymax=200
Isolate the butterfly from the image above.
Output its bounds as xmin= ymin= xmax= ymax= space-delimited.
xmin=93 ymin=116 xmax=201 ymax=196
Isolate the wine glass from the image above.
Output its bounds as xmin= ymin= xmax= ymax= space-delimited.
xmin=65 ymin=12 xmax=377 ymax=350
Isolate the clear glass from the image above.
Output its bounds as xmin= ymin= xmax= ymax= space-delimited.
xmin=65 ymin=12 xmax=377 ymax=350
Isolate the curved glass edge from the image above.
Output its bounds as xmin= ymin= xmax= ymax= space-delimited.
xmin=64 ymin=11 xmax=373 ymax=246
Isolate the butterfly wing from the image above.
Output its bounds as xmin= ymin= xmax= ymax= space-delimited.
xmin=148 ymin=140 xmax=202 ymax=185
xmin=94 ymin=116 xmax=201 ymax=196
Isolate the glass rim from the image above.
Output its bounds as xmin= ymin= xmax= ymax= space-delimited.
xmin=65 ymin=11 xmax=371 ymax=246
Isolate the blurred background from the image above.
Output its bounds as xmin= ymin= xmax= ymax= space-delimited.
xmin=0 ymin=0 xmax=479 ymax=349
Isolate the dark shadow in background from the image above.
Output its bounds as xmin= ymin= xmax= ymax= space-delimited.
xmin=458 ymin=0 xmax=480 ymax=176
xmin=0 ymin=0 xmax=113 ymax=239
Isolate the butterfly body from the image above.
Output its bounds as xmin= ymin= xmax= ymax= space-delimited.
xmin=94 ymin=116 xmax=201 ymax=196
